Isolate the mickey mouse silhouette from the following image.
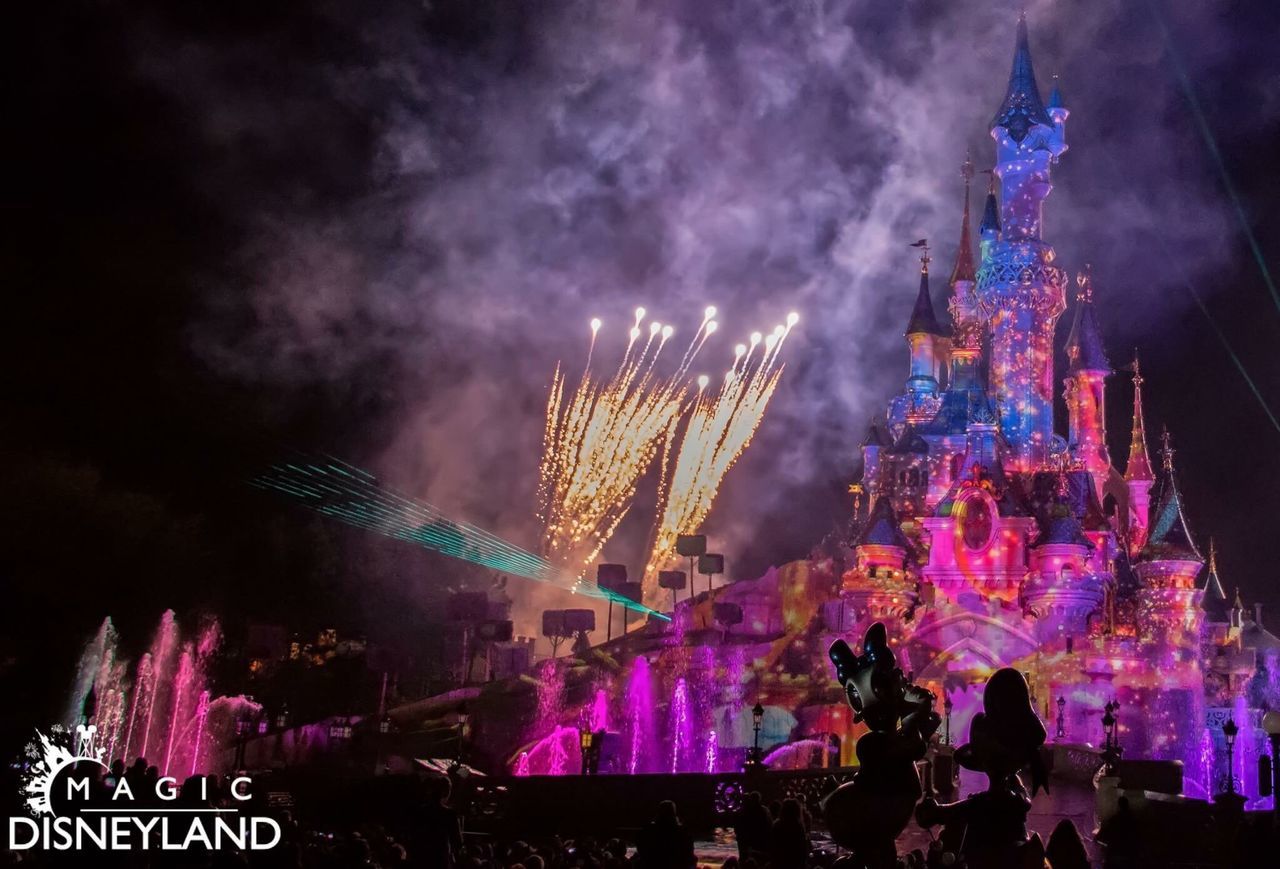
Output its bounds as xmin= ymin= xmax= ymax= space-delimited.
xmin=822 ymin=622 xmax=940 ymax=869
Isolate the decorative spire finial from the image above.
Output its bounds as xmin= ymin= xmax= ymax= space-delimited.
xmin=1208 ymin=537 xmax=1218 ymax=576
xmin=1076 ymin=265 xmax=1093 ymax=302
xmin=950 ymin=158 xmax=977 ymax=287
xmin=1160 ymin=425 xmax=1174 ymax=473
xmin=909 ymin=238 xmax=931 ymax=274
xmin=1124 ymin=350 xmax=1154 ymax=482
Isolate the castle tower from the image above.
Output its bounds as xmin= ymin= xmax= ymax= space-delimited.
xmin=1135 ymin=429 xmax=1205 ymax=642
xmin=905 ymin=243 xmax=948 ymax=402
xmin=949 ymin=156 xmax=983 ymax=389
xmin=1123 ymin=354 xmax=1156 ymax=554
xmin=1063 ymin=267 xmax=1111 ymax=498
xmin=1024 ymin=486 xmax=1105 ymax=646
xmin=838 ymin=496 xmax=917 ymax=627
xmin=975 ymin=15 xmax=1069 ymax=472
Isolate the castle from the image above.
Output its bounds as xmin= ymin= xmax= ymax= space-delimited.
xmin=419 ymin=18 xmax=1280 ymax=800
xmin=839 ymin=14 xmax=1278 ymax=797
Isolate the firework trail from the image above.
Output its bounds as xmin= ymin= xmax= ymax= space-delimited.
xmin=643 ymin=312 xmax=798 ymax=601
xmin=538 ymin=307 xmax=717 ymax=572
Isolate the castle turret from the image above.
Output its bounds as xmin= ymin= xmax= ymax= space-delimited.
xmin=976 ymin=14 xmax=1069 ymax=472
xmin=1135 ymin=429 xmax=1204 ymax=641
xmin=1024 ymin=484 xmax=1105 ymax=646
xmin=905 ymin=243 xmax=947 ymax=399
xmin=860 ymin=420 xmax=892 ymax=504
xmin=1063 ymin=267 xmax=1111 ymax=498
xmin=949 ymin=157 xmax=984 ymax=386
xmin=1123 ymin=355 xmax=1156 ymax=554
xmin=837 ymin=497 xmax=916 ymax=625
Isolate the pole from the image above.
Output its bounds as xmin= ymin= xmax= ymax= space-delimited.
xmin=607 ymin=599 xmax=613 ymax=643
xmin=1270 ymin=733 xmax=1279 ymax=825
xmin=688 ymin=556 xmax=695 ymax=602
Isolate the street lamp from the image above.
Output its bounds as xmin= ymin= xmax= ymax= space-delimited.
xmin=579 ymin=729 xmax=602 ymax=775
xmin=274 ymin=704 xmax=290 ymax=731
xmin=1261 ymin=710 xmax=1280 ymax=823
xmin=745 ymin=701 xmax=766 ymax=770
xmin=234 ymin=711 xmax=253 ymax=770
xmin=1223 ymin=718 xmax=1239 ymax=795
xmin=456 ymin=703 xmax=470 ymax=765
xmin=1056 ymin=696 xmax=1066 ymax=740
xmin=1101 ymin=701 xmax=1121 ymax=774
xmin=943 ymin=695 xmax=953 ymax=746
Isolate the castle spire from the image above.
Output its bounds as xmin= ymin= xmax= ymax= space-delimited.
xmin=979 ymin=172 xmax=1001 ymax=238
xmin=950 ymin=156 xmax=977 ymax=286
xmin=1200 ymin=537 xmax=1228 ymax=621
xmin=1065 ymin=266 xmax=1110 ymax=374
xmin=991 ymin=12 xmax=1055 ymax=142
xmin=1139 ymin=427 xmax=1202 ymax=562
xmin=1124 ymin=354 xmax=1155 ymax=483
xmin=905 ymin=241 xmax=945 ymax=336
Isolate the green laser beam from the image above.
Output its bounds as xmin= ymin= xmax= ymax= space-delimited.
xmin=1149 ymin=0 xmax=1280 ymax=316
xmin=252 ymin=457 xmax=669 ymax=620
xmin=1144 ymin=223 xmax=1280 ymax=437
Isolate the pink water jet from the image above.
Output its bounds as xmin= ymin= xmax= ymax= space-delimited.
xmin=589 ymin=688 xmax=610 ymax=732
xmin=68 ymin=611 xmax=243 ymax=775
xmin=670 ymin=677 xmax=691 ymax=773
xmin=626 ymin=656 xmax=655 ymax=774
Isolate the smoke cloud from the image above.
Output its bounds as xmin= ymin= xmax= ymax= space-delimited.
xmin=144 ymin=1 xmax=1243 ymax=639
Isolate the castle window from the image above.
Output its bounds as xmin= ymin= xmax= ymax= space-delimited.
xmin=960 ymin=493 xmax=995 ymax=552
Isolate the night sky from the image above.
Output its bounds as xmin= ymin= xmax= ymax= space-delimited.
xmin=4 ymin=0 xmax=1279 ymax=738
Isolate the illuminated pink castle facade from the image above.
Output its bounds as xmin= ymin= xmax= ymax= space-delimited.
xmin=843 ymin=17 xmax=1278 ymax=799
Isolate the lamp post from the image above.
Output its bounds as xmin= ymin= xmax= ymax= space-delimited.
xmin=234 ymin=712 xmax=252 ymax=770
xmin=578 ymin=729 xmax=602 ymax=775
xmin=745 ymin=701 xmax=766 ymax=770
xmin=1101 ymin=701 xmax=1121 ymax=775
xmin=456 ymin=703 xmax=470 ymax=766
xmin=1056 ymin=696 xmax=1066 ymax=740
xmin=375 ymin=713 xmax=392 ymax=775
xmin=1222 ymin=718 xmax=1239 ymax=796
xmin=274 ymin=703 xmax=290 ymax=732
xmin=1262 ymin=710 xmax=1280 ymax=824
xmin=943 ymin=695 xmax=953 ymax=746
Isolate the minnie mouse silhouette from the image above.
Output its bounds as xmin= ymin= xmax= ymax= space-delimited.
xmin=915 ymin=667 xmax=1051 ymax=869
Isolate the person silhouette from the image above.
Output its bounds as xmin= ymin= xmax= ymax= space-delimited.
xmin=915 ymin=667 xmax=1051 ymax=869
xmin=822 ymin=622 xmax=940 ymax=869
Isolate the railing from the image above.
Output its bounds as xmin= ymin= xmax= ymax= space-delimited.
xmin=463 ymin=767 xmax=857 ymax=838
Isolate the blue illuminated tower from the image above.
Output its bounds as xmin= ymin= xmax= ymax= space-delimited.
xmin=975 ymin=14 xmax=1069 ymax=472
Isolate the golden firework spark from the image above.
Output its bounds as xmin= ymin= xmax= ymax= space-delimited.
xmin=538 ymin=307 xmax=715 ymax=572
xmin=643 ymin=312 xmax=798 ymax=601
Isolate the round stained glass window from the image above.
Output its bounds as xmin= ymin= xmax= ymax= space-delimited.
xmin=961 ymin=497 xmax=993 ymax=551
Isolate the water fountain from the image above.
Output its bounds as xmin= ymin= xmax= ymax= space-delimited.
xmin=625 ymin=655 xmax=656 ymax=774
xmin=65 ymin=611 xmax=257 ymax=775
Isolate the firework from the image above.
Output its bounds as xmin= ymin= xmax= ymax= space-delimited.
xmin=643 ymin=312 xmax=798 ymax=600
xmin=538 ymin=307 xmax=715 ymax=572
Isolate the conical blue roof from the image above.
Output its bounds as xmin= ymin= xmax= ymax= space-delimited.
xmin=979 ymin=190 xmax=1001 ymax=236
xmin=906 ymin=269 xmax=947 ymax=336
xmin=1200 ymin=541 xmax=1229 ymax=622
xmin=991 ymin=16 xmax=1055 ymax=142
xmin=857 ymin=496 xmax=909 ymax=548
xmin=1139 ymin=451 xmax=1202 ymax=563
xmin=1065 ymin=280 xmax=1110 ymax=374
